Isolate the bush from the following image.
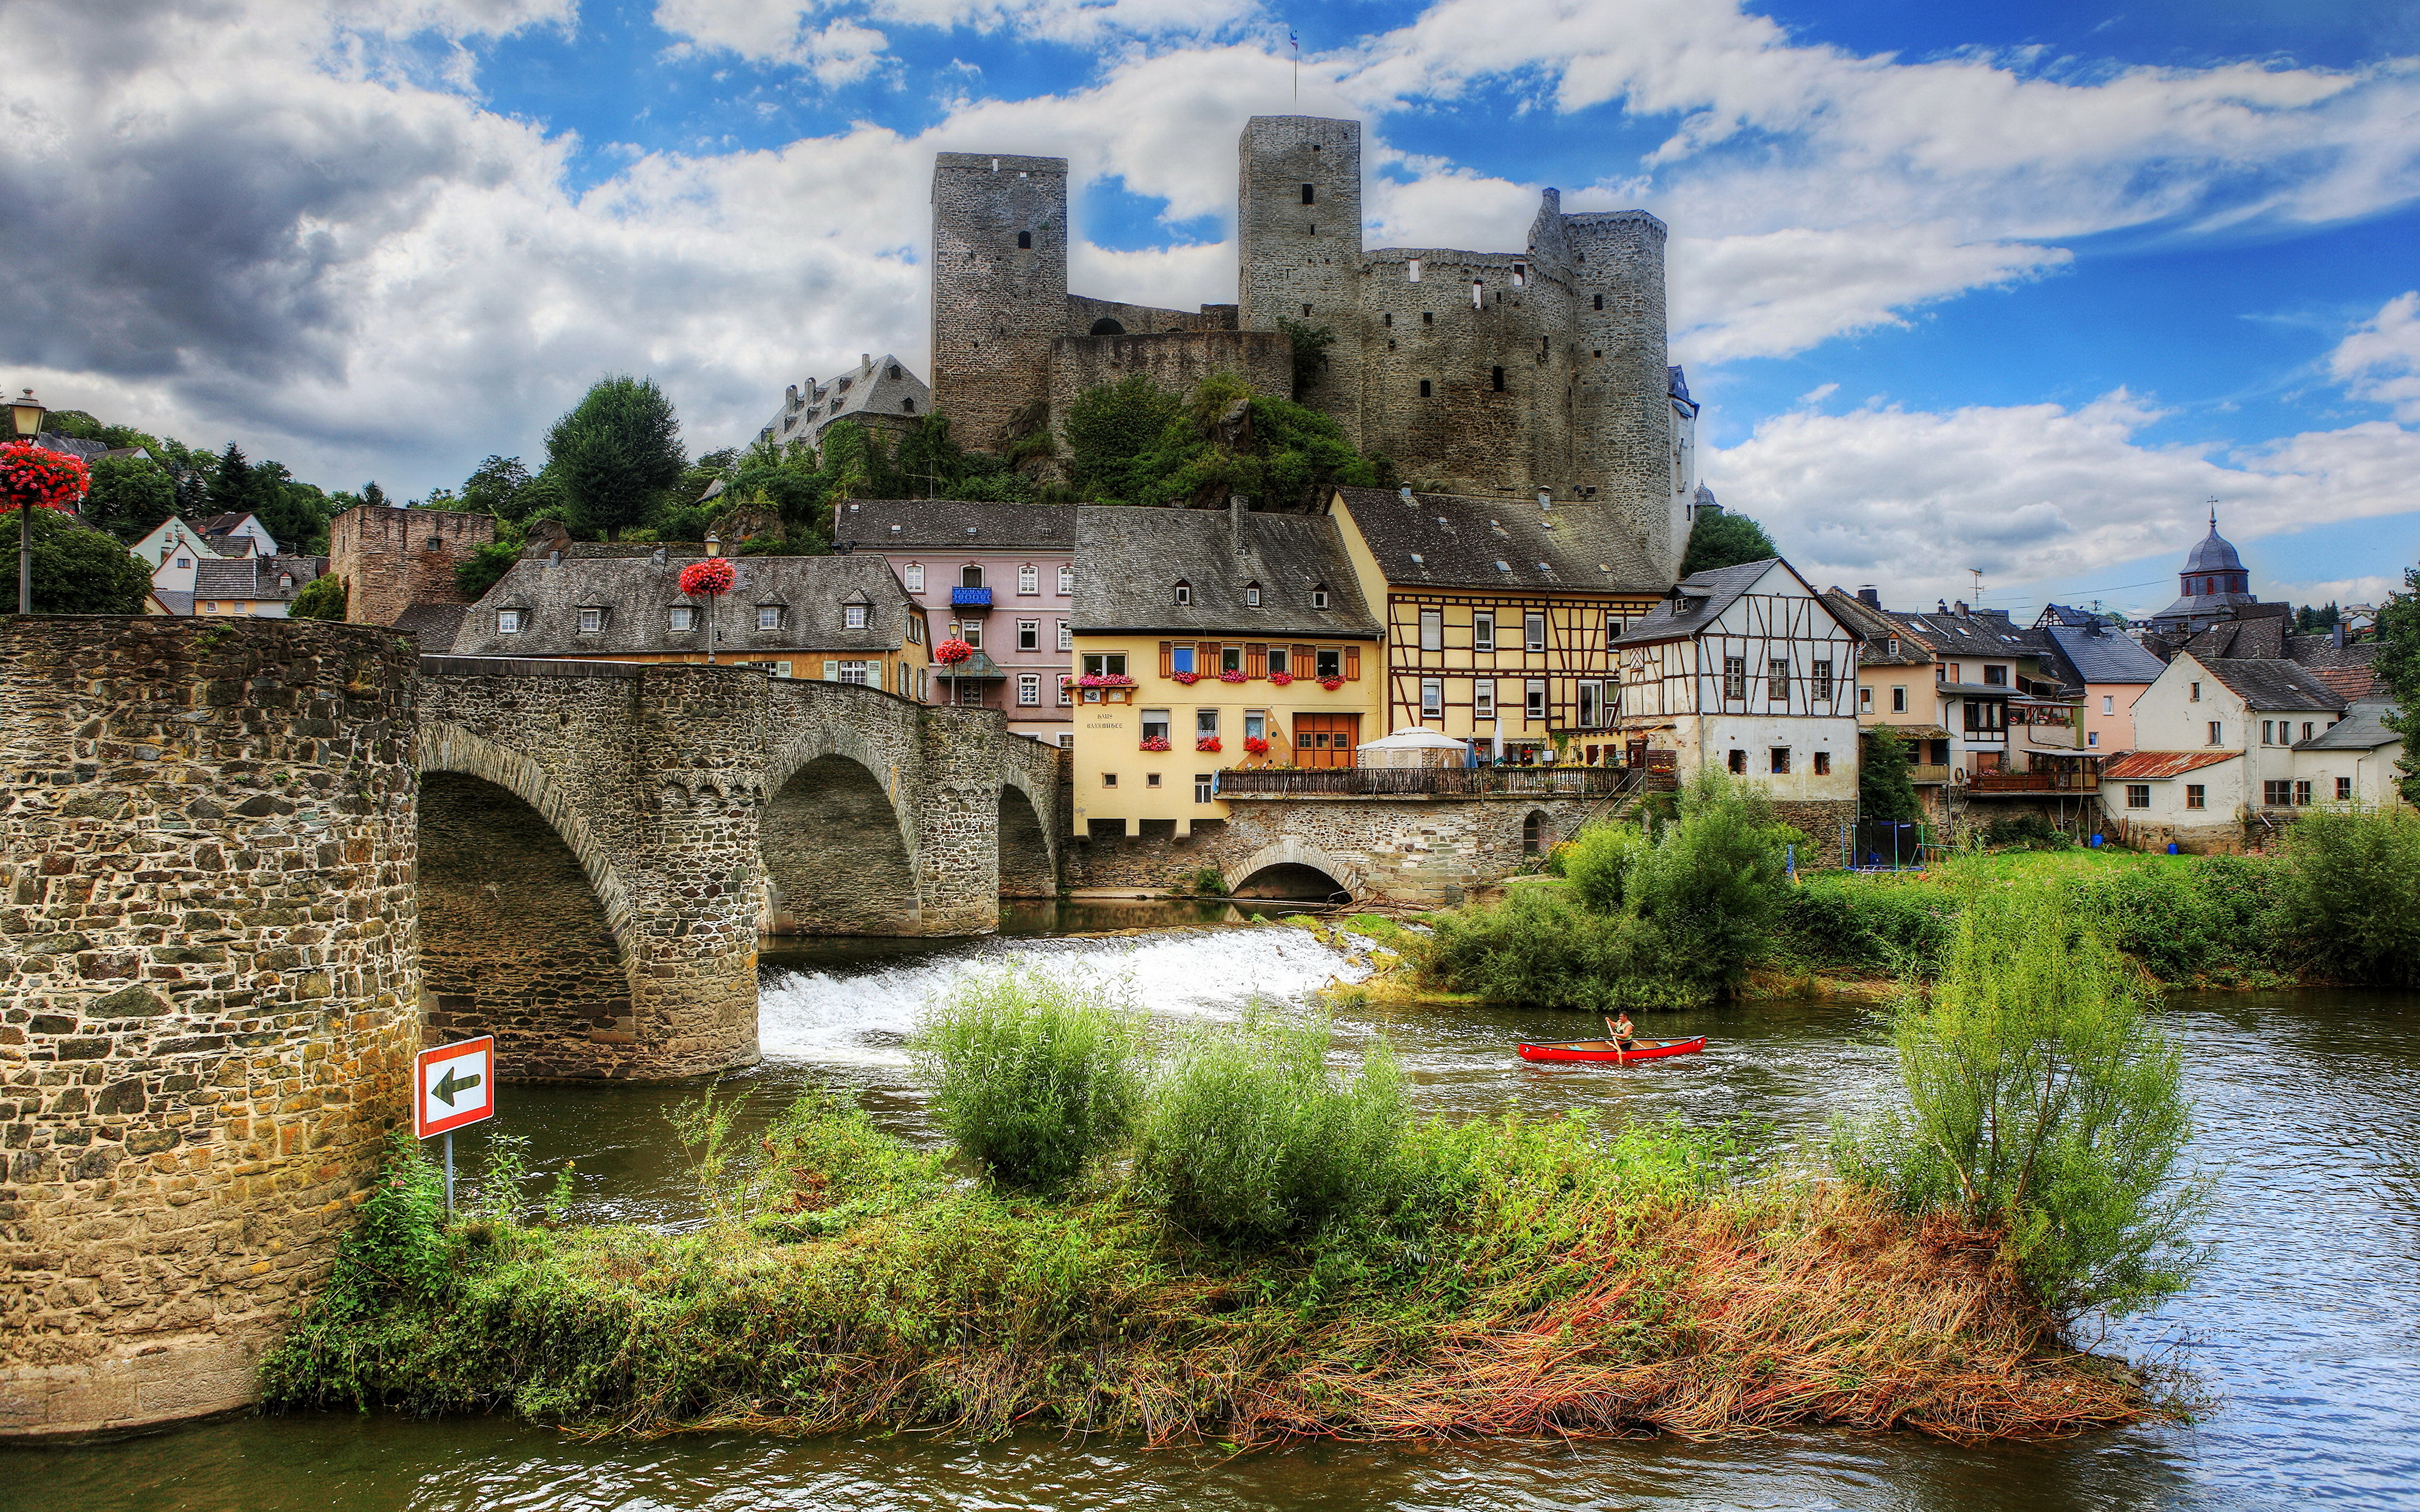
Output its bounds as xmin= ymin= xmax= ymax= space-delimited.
xmin=1132 ymin=1008 xmax=1404 ymax=1242
xmin=1838 ymin=888 xmax=2206 ymax=1319
xmin=908 ymin=966 xmax=1142 ymax=1193
xmin=1415 ymin=885 xmax=1693 ymax=1009
xmin=287 ymin=572 xmax=347 ymax=621
xmin=1561 ymin=822 xmax=1646 ymax=912
xmin=0 ymin=505 xmax=153 ymax=613
xmin=1777 ymin=876 xmax=1961 ymax=975
xmin=1627 ymin=769 xmax=1802 ymax=1000
xmin=2281 ymin=806 xmax=2420 ymax=985
xmin=1980 ymin=813 xmax=2067 ymax=850
xmin=2058 ymin=854 xmax=2291 ymax=985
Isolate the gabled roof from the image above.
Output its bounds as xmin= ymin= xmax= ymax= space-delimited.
xmin=2043 ymin=623 xmax=2166 ymax=685
xmin=1330 ymin=485 xmax=1662 ymax=594
xmin=2184 ymin=616 xmax=2286 ymax=661
xmin=2104 ymin=750 xmax=2239 ymax=781
xmin=395 ymin=602 xmax=468 ymax=653
xmin=452 ymin=553 xmax=918 ymax=658
xmin=1884 ymin=604 xmax=2050 ymax=661
xmin=1821 ymin=588 xmax=1930 ymax=665
xmin=2200 ymin=656 xmax=2348 ymax=713
xmin=1074 ymin=504 xmax=1380 ymax=638
xmin=835 ymin=500 xmax=1075 ymax=551
xmin=190 ymin=554 xmax=320 ymax=602
xmin=2295 ymin=699 xmax=2401 ymax=752
xmin=1610 ymin=558 xmax=1798 ymax=646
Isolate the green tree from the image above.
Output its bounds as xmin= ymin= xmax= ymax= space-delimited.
xmin=458 ymin=455 xmax=534 ymax=519
xmin=1860 ymin=726 xmax=1922 ymax=822
xmin=0 ymin=507 xmax=153 ymax=613
xmin=1063 ymin=375 xmax=1182 ymax=502
xmin=1276 ymin=318 xmax=1335 ymax=402
xmin=454 ymin=541 xmax=525 ymax=601
xmin=207 ymin=443 xmax=252 ymax=518
xmin=2373 ymin=565 xmax=2420 ymax=801
xmin=288 ymin=573 xmax=348 ymax=621
xmin=2282 ymin=806 xmax=2420 ymax=986
xmin=1680 ymin=510 xmax=1779 ymax=576
xmin=544 ymin=375 xmax=685 ymax=540
xmin=82 ymin=455 xmax=177 ymax=542
xmin=360 ymin=481 xmax=390 ymax=510
xmin=1058 ymin=372 xmax=1389 ymax=512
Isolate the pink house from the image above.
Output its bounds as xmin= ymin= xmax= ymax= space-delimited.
xmin=834 ymin=500 xmax=1076 ymax=743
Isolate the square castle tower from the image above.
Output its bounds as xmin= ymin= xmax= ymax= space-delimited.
xmin=929 ymin=117 xmax=1691 ymax=585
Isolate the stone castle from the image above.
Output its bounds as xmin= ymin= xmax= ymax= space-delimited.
xmin=930 ymin=115 xmax=1697 ymax=581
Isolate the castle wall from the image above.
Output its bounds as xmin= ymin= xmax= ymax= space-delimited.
xmin=930 ymin=153 xmax=1069 ymax=452
xmin=327 ymin=505 xmax=496 ymax=627
xmin=1067 ymin=295 xmax=1236 ymax=336
xmin=1046 ymin=331 xmax=1294 ymax=456
xmin=0 ymin=618 xmax=420 ymax=1439
xmin=1238 ymin=116 xmax=1364 ymax=432
xmin=1566 ymin=212 xmax=1679 ymax=580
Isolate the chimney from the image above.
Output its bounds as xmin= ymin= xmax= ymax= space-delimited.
xmin=1954 ymin=600 xmax=1969 ymax=617
xmin=1230 ymin=494 xmax=1248 ymax=556
xmin=1398 ymin=485 xmax=1414 ymax=503
xmin=860 ymin=353 xmax=871 ymax=370
xmin=1937 ymin=599 xmax=1949 ymax=615
xmin=2333 ymin=621 xmax=2347 ymax=650
xmin=1857 ymin=585 xmax=1881 ymax=610
xmin=1536 ymin=488 xmax=1552 ymax=511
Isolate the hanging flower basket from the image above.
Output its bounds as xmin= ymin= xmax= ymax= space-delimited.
xmin=1318 ymin=676 xmax=1345 ymax=691
xmin=1139 ymin=736 xmax=1172 ymax=752
xmin=1267 ymin=671 xmax=1294 ymax=687
xmin=677 ymin=558 xmax=735 ymax=597
xmin=1243 ymin=736 xmax=1271 ymax=756
xmin=1170 ymin=671 xmax=1202 ymax=685
xmin=1218 ymin=669 xmax=1247 ymax=684
xmin=935 ymin=638 xmax=974 ymax=666
xmin=0 ymin=442 xmax=89 ymax=512
xmin=1196 ymin=736 xmax=1222 ymax=753
xmin=1076 ymin=673 xmax=1136 ymax=689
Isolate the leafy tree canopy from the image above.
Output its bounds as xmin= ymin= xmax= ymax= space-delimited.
xmin=0 ymin=506 xmax=153 ymax=613
xmin=1062 ymin=372 xmax=1392 ymax=512
xmin=83 ymin=455 xmax=177 ymax=543
xmin=544 ymin=375 xmax=686 ymax=540
xmin=1680 ymin=510 xmax=1780 ymax=576
xmin=1859 ymin=726 xmax=1923 ymax=823
xmin=288 ymin=573 xmax=348 ymax=621
xmin=2373 ymin=565 xmax=2420 ymax=801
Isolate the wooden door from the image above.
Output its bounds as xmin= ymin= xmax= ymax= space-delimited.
xmin=1294 ymin=713 xmax=1361 ymax=768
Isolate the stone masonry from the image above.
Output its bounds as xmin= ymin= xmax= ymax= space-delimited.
xmin=1 ymin=618 xmax=422 ymax=1439
xmin=326 ymin=505 xmax=497 ymax=627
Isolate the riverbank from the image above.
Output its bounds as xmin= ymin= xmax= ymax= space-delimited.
xmin=262 ymin=1099 xmax=2147 ymax=1447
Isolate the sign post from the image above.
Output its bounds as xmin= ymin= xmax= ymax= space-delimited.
xmin=413 ymin=1036 xmax=496 ymax=1221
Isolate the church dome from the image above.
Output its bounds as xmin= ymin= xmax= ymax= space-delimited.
xmin=2183 ymin=520 xmax=2243 ymax=573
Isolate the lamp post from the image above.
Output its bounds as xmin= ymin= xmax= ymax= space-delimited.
xmin=8 ymin=389 xmax=47 ymax=615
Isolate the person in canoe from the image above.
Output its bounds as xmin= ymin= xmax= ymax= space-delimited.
xmin=1605 ymin=1011 xmax=1639 ymax=1061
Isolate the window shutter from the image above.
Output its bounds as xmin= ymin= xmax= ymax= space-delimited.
xmin=1344 ymin=646 xmax=1361 ymax=679
xmin=1159 ymin=641 xmax=1173 ymax=678
xmin=1245 ymin=643 xmax=1267 ymax=679
xmin=1293 ymin=643 xmax=1314 ymax=669
xmin=1197 ymin=641 xmax=1217 ymax=668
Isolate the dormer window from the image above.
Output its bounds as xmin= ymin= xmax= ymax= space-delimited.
xmin=889 ymin=365 xmax=902 ymax=381
xmin=843 ymin=604 xmax=867 ymax=629
xmin=497 ymin=609 xmax=525 ymax=634
xmin=578 ymin=607 xmax=604 ymax=633
xmin=1886 ymin=636 xmax=1900 ymax=656
xmin=1245 ymin=582 xmax=1262 ymax=607
xmin=1173 ymin=580 xmax=1192 ymax=606
xmin=1311 ymin=584 xmax=1330 ymax=609
xmin=669 ymin=606 xmax=696 ymax=631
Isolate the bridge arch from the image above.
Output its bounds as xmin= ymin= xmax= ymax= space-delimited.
xmin=998 ymin=774 xmax=1056 ymax=899
xmin=1224 ymin=837 xmax=1363 ymax=902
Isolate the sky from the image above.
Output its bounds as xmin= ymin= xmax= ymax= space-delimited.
xmin=5 ymin=0 xmax=2419 ymax=620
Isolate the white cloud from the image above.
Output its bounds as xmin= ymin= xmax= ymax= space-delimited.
xmin=654 ymin=0 xmax=1259 ymax=64
xmin=2331 ymin=291 xmax=2420 ymax=421
xmin=2262 ymin=573 xmax=2401 ymax=610
xmin=1707 ymin=391 xmax=2420 ymax=607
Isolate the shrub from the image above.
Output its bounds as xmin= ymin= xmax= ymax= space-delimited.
xmin=1838 ymin=888 xmax=2206 ymax=1319
xmin=1561 ymin=821 xmax=1647 ymax=912
xmin=2281 ymin=806 xmax=2420 ymax=985
xmin=1627 ymin=769 xmax=1801 ymax=1000
xmin=1132 ymin=1008 xmax=1404 ymax=1242
xmin=1777 ymin=876 xmax=1960 ymax=975
xmin=2058 ymin=854 xmax=2291 ymax=984
xmin=287 ymin=572 xmax=347 ymax=621
xmin=908 ymin=966 xmax=1143 ymax=1193
xmin=1980 ymin=813 xmax=2067 ymax=850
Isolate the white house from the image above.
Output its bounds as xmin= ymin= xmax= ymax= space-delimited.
xmin=129 ymin=517 xmax=226 ymax=610
xmin=2293 ymin=700 xmax=2407 ymax=809
xmin=2103 ymin=651 xmax=2348 ymax=847
xmin=1610 ymin=557 xmax=1860 ymax=805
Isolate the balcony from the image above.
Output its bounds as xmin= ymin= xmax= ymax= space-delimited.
xmin=1906 ymin=764 xmax=1951 ymax=784
xmin=948 ymin=587 xmax=993 ymax=610
xmin=1963 ymin=770 xmax=2100 ymax=794
xmin=1216 ymin=766 xmax=1664 ymax=799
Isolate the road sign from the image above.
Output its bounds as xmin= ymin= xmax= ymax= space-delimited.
xmin=414 ymin=1036 xmax=496 ymax=1139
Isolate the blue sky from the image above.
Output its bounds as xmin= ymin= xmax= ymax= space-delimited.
xmin=5 ymin=0 xmax=2417 ymax=616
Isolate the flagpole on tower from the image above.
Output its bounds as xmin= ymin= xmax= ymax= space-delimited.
xmin=1291 ymin=26 xmax=1299 ymax=101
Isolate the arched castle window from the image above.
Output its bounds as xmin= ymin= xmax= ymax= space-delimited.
xmin=1017 ymin=231 xmax=1032 ymax=249
xmin=1089 ymin=317 xmax=1125 ymax=335
xmin=902 ymin=398 xmax=915 ymax=413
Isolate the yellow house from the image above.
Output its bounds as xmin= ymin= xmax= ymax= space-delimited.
xmin=1327 ymin=486 xmax=1668 ymax=761
xmin=1069 ymin=503 xmax=1383 ymax=835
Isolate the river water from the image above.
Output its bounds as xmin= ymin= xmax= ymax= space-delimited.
xmin=11 ymin=906 xmax=2417 ymax=1511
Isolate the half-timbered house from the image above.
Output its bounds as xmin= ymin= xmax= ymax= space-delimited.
xmin=1609 ymin=558 xmax=1862 ymax=833
xmin=1327 ymin=484 xmax=1668 ymax=762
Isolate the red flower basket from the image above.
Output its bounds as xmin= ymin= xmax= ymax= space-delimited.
xmin=1243 ymin=736 xmax=1271 ymax=756
xmin=1218 ymin=669 xmax=1247 ymax=684
xmin=1170 ymin=671 xmax=1201 ymax=685
xmin=0 ymin=442 xmax=89 ymax=512
xmin=1196 ymin=736 xmax=1222 ymax=753
xmin=1076 ymin=673 xmax=1136 ymax=689
xmin=677 ymin=558 xmax=735 ymax=597
xmin=1139 ymin=736 xmax=1172 ymax=752
xmin=1318 ymin=676 xmax=1345 ymax=691
xmin=935 ymin=638 xmax=974 ymax=666
xmin=1267 ymin=671 xmax=1294 ymax=687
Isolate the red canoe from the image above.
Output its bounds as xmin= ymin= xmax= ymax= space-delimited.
xmin=1516 ymin=1036 xmax=1708 ymax=1064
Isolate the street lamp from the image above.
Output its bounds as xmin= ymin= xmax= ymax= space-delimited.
xmin=8 ymin=389 xmax=48 ymax=616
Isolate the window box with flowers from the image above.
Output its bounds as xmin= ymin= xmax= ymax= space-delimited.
xmin=1076 ymin=672 xmax=1138 ymax=703
xmin=1266 ymin=671 xmax=1294 ymax=687
xmin=1318 ymin=676 xmax=1345 ymax=692
xmin=1139 ymin=736 xmax=1172 ymax=752
xmin=1218 ymin=669 xmax=1247 ymax=684
xmin=1170 ymin=671 xmax=1202 ymax=685
xmin=1196 ymin=736 xmax=1222 ymax=754
xmin=1242 ymin=736 xmax=1271 ymax=757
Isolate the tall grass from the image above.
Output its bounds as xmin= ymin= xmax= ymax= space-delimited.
xmin=1839 ymin=888 xmax=2207 ymax=1320
xmin=1132 ymin=1007 xmax=1405 ymax=1242
xmin=909 ymin=965 xmax=1143 ymax=1193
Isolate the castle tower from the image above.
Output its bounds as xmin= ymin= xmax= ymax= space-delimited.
xmin=1238 ymin=117 xmax=1364 ymax=437
xmin=1565 ymin=210 xmax=1681 ymax=581
xmin=930 ymin=153 xmax=1069 ymax=452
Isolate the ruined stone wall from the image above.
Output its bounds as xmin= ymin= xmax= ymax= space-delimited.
xmin=1238 ymin=115 xmax=1364 ymax=433
xmin=1769 ymin=799 xmax=1858 ymax=870
xmin=1067 ymin=295 xmax=1236 ymax=336
xmin=0 ymin=618 xmax=420 ymax=1439
xmin=327 ymin=505 xmax=496 ymax=627
xmin=930 ymin=152 xmax=1069 ymax=452
xmin=1046 ymin=331 xmax=1294 ymax=453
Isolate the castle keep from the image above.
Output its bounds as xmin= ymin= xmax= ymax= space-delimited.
xmin=930 ymin=116 xmax=1695 ymax=581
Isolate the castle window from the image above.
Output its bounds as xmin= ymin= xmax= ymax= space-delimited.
xmin=1407 ymin=259 xmax=1421 ymax=282
xmin=1593 ymin=294 xmax=1603 ymax=311
xmin=1088 ymin=317 xmax=1125 ymax=335
xmin=1512 ymin=263 xmax=1526 ymax=286
xmin=1017 ymin=231 xmax=1032 ymax=248
xmin=1419 ymin=379 xmax=1432 ymax=398
xmin=1301 ymin=183 xmax=1315 ymax=204
xmin=1303 ymin=304 xmax=1312 ymax=317
xmin=1472 ymin=281 xmax=1484 ymax=309
xmin=1491 ymin=367 xmax=1505 ymax=392
xmin=1422 ymin=311 xmax=1432 ymax=325
xmin=1382 ymin=312 xmax=1392 ymax=327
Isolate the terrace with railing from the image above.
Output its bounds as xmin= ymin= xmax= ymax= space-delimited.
xmin=1214 ymin=765 xmax=1664 ymax=799
xmin=1963 ymin=769 xmax=2101 ymax=794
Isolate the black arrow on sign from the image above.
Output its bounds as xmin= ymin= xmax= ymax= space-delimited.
xmin=432 ymin=1066 xmax=483 ymax=1108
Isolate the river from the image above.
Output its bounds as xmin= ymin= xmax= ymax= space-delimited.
xmin=10 ymin=906 xmax=2417 ymax=1511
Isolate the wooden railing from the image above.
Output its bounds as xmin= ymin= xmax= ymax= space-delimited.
xmin=1964 ymin=770 xmax=2100 ymax=793
xmin=1216 ymin=765 xmax=1659 ymax=799
xmin=1906 ymin=764 xmax=1951 ymax=784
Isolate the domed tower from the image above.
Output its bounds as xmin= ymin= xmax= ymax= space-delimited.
xmin=2148 ymin=505 xmax=2258 ymax=631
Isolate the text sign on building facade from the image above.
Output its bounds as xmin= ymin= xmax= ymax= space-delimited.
xmin=413 ymin=1036 xmax=496 ymax=1138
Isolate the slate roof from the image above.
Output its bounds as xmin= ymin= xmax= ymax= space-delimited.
xmin=2103 ymin=751 xmax=2240 ymax=781
xmin=2295 ymin=699 xmax=2400 ymax=752
xmin=151 ymin=590 xmax=194 ymax=616
xmin=1610 ymin=558 xmax=1785 ymax=646
xmin=2183 ymin=522 xmax=2245 ymax=573
xmin=2200 ymin=657 xmax=2347 ymax=713
xmin=2182 ymin=615 xmax=2287 ymax=660
xmin=190 ymin=554 xmax=321 ymax=604
xmin=452 ymin=553 xmax=919 ymax=659
xmin=1886 ymin=604 xmax=2049 ymax=660
xmin=1821 ymin=588 xmax=1932 ymax=667
xmin=1330 ymin=486 xmax=1663 ymax=594
xmin=2043 ymin=623 xmax=2167 ymax=685
xmin=1073 ymin=505 xmax=1381 ymax=639
xmin=834 ymin=500 xmax=1076 ymax=551
xmin=395 ymin=602 xmax=469 ymax=653
xmin=2285 ymin=636 xmax=2380 ymax=699
xmin=759 ymin=355 xmax=930 ymax=452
